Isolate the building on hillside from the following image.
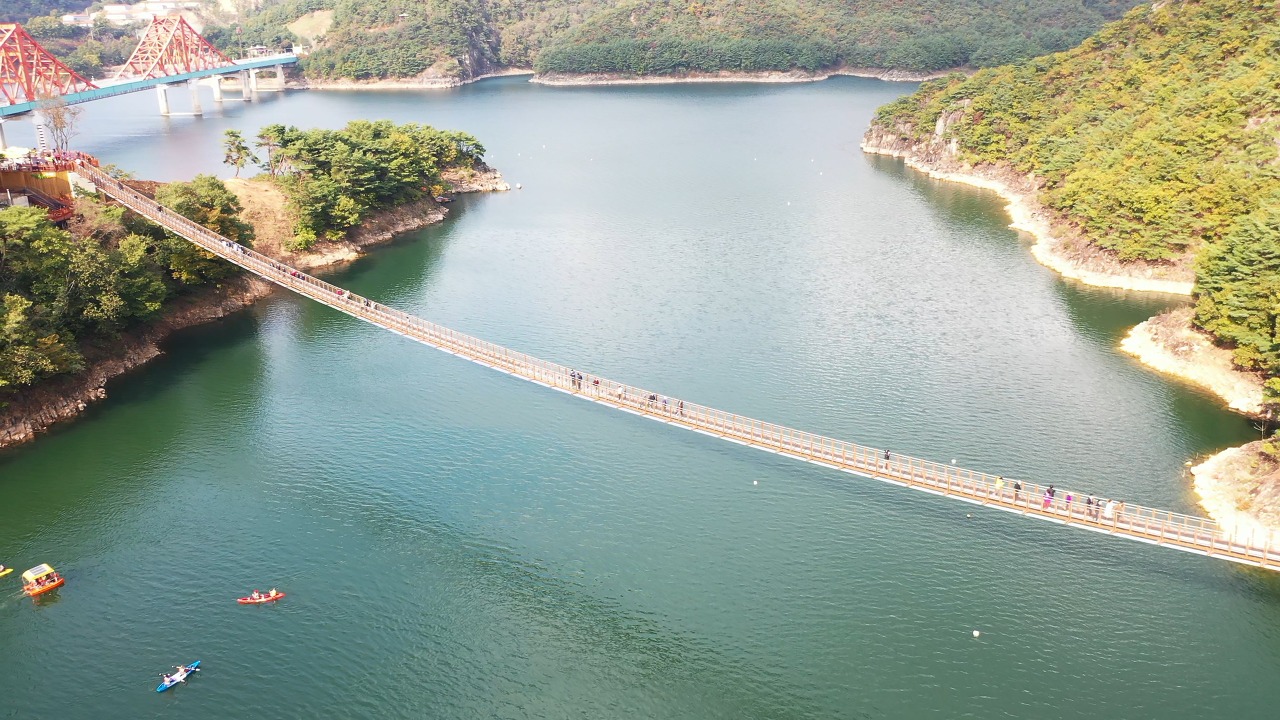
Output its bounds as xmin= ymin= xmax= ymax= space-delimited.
xmin=0 ymin=151 xmax=100 ymax=224
xmin=62 ymin=2 xmax=204 ymax=28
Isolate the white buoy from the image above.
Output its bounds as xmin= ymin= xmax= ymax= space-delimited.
xmin=966 ymin=514 xmax=972 ymax=518
xmin=753 ymin=480 xmax=758 ymax=486
xmin=972 ymin=630 xmax=980 ymax=638
xmin=786 ymin=201 xmax=791 ymax=206
xmin=516 ymin=183 xmax=523 ymax=190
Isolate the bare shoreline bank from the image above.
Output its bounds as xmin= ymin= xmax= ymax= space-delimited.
xmin=531 ymin=67 xmax=951 ymax=86
xmin=0 ymin=167 xmax=508 ymax=451
xmin=289 ymin=68 xmax=535 ymax=91
xmin=1118 ymin=308 xmax=1264 ymax=417
xmin=859 ymin=133 xmax=1194 ymax=295
xmin=284 ymin=65 xmax=952 ymax=92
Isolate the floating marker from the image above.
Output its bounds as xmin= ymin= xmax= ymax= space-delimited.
xmin=972 ymin=630 xmax=980 ymax=638
xmin=753 ymin=480 xmax=758 ymax=486
xmin=516 ymin=183 xmax=523 ymax=189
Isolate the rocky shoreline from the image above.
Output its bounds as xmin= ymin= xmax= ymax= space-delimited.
xmin=1119 ymin=308 xmax=1264 ymax=417
xmin=0 ymin=166 xmax=508 ymax=451
xmin=1191 ymin=445 xmax=1280 ymax=541
xmin=288 ymin=68 xmax=535 ymax=91
xmin=282 ymin=65 xmax=950 ymax=92
xmin=532 ymin=66 xmax=952 ymax=86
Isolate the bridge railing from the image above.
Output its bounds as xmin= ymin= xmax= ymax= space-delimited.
xmin=76 ymin=162 xmax=1280 ymax=569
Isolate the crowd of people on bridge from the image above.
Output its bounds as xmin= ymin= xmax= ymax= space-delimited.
xmin=0 ymin=149 xmax=98 ymax=174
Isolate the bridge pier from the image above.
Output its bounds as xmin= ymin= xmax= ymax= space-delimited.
xmin=274 ymin=64 xmax=285 ymax=90
xmin=156 ymin=84 xmax=171 ymax=116
xmin=0 ymin=119 xmax=7 ymax=151
xmin=187 ymin=79 xmax=203 ymax=116
xmin=210 ymin=77 xmax=224 ymax=102
xmin=237 ymin=70 xmax=258 ymax=102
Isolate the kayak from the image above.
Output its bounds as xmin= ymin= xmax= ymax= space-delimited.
xmin=0 ymin=567 xmax=12 ymax=578
xmin=237 ymin=591 xmax=285 ymax=604
xmin=156 ymin=661 xmax=200 ymax=692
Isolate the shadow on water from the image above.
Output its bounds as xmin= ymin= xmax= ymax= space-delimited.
xmin=860 ymin=153 xmax=1016 ymax=237
xmin=283 ymin=198 xmax=464 ymax=345
xmin=1 ymin=192 xmax=466 ymax=470
xmin=792 ymin=449 xmax=1280 ymax=600
xmin=286 ymin=469 xmax=862 ymax=720
xmin=0 ymin=309 xmax=266 ymax=464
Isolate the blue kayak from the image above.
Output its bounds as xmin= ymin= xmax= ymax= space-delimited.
xmin=156 ymin=661 xmax=200 ymax=692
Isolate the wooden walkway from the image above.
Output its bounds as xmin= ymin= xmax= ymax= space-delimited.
xmin=78 ymin=163 xmax=1280 ymax=573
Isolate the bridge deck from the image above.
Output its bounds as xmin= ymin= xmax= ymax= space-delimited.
xmin=75 ymin=163 xmax=1280 ymax=573
xmin=0 ymin=54 xmax=296 ymax=118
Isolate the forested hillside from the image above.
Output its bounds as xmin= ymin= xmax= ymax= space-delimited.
xmin=536 ymin=0 xmax=1138 ymax=76
xmin=0 ymin=179 xmax=253 ymax=394
xmin=866 ymin=0 xmax=1280 ymax=395
xmin=193 ymin=0 xmax=1142 ymax=81
xmin=1 ymin=0 xmax=81 ymax=23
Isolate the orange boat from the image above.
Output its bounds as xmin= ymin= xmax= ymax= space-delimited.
xmin=237 ymin=589 xmax=285 ymax=604
xmin=21 ymin=564 xmax=64 ymax=597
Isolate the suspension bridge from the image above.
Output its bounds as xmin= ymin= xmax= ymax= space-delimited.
xmin=0 ymin=16 xmax=295 ymax=133
xmin=73 ymin=161 xmax=1280 ymax=574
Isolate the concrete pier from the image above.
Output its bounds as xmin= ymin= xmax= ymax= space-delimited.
xmin=188 ymin=79 xmax=202 ymax=115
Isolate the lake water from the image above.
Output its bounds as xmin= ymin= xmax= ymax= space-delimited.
xmin=1 ymin=77 xmax=1273 ymax=719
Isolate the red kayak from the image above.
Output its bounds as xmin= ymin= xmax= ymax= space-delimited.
xmin=237 ymin=591 xmax=285 ymax=604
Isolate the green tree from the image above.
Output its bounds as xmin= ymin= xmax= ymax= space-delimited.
xmin=222 ymin=130 xmax=259 ymax=178
xmin=155 ymin=175 xmax=254 ymax=284
xmin=255 ymin=126 xmax=286 ymax=177
xmin=263 ymin=120 xmax=486 ymax=248
xmin=0 ymin=292 xmax=81 ymax=391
